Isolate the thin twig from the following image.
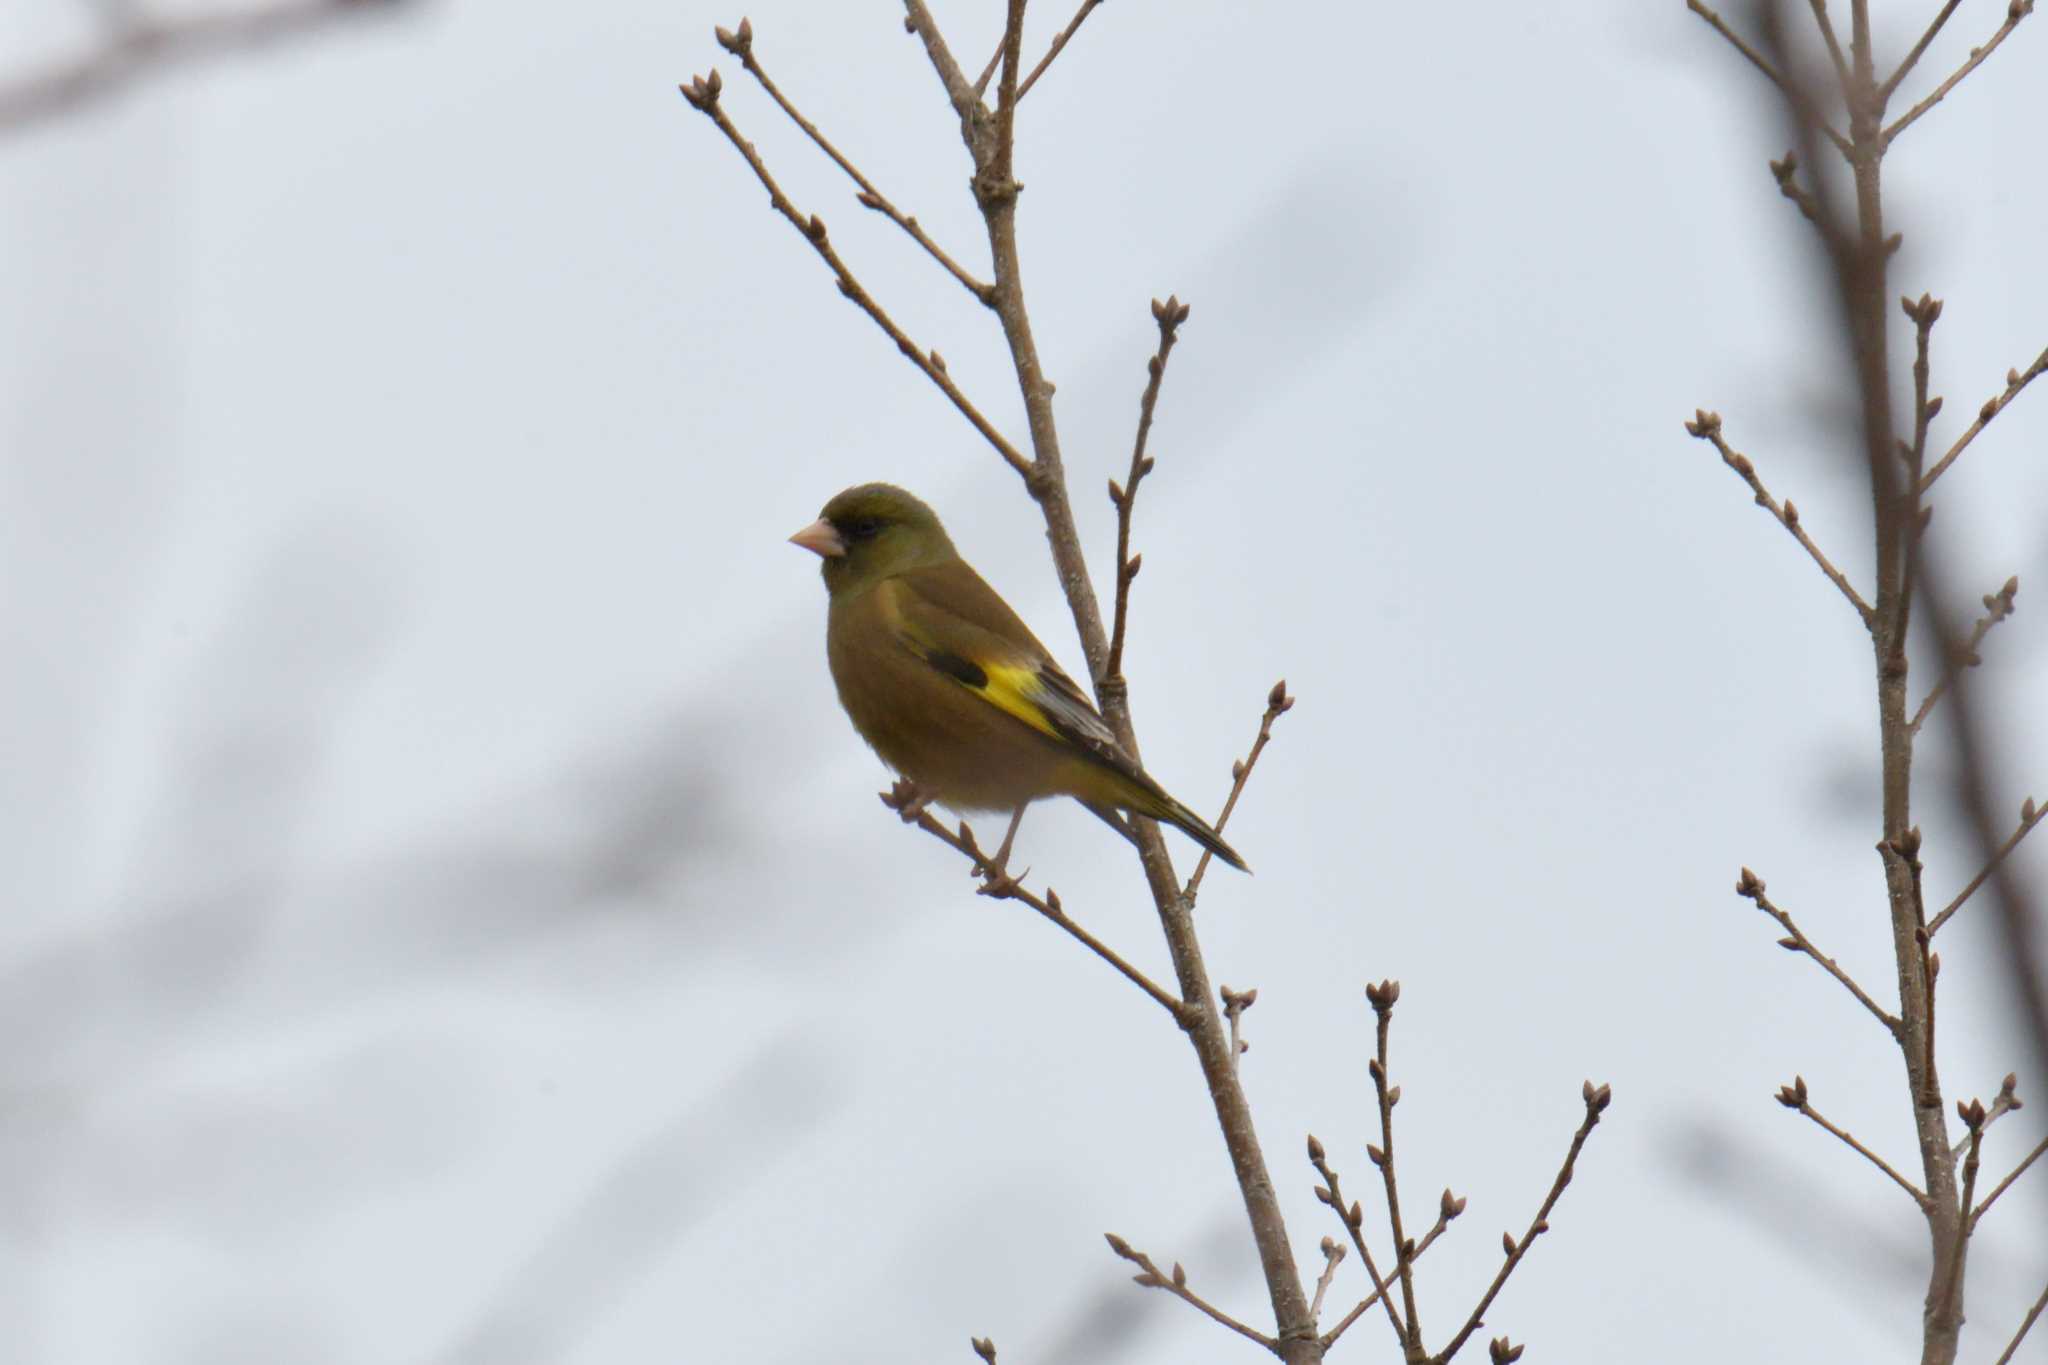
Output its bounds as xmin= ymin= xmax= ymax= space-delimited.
xmin=1953 ymin=1072 xmax=2022 ymax=1157
xmin=1016 ymin=0 xmax=1105 ymax=100
xmin=1184 ymin=681 xmax=1294 ymax=903
xmin=1434 ymin=1081 xmax=1612 ymax=1364
xmin=0 ymin=0 xmax=410 ymax=135
xmin=1686 ymin=412 xmax=1874 ymax=624
xmin=1995 ymin=1278 xmax=2048 ymax=1365
xmin=878 ymin=782 xmax=1184 ymax=1016
xmin=1367 ymin=984 xmax=1426 ymax=1358
xmin=1937 ymin=1104 xmax=1986 ymax=1322
xmin=1318 ymin=1190 xmax=1461 ymax=1350
xmin=1308 ymin=1132 xmax=1409 ymax=1347
xmin=1972 ymin=1132 xmax=2048 ymax=1225
xmin=1918 ymin=346 xmax=2048 ymax=493
xmin=1307 ymin=1238 xmax=1347 ymax=1327
xmin=1909 ymin=577 xmax=2019 ymax=737
xmin=1774 ymin=1075 xmax=1930 ymax=1208
xmin=681 ymin=74 xmax=1033 ymax=481
xmin=1221 ymin=985 xmax=1256 ymax=1075
xmin=1881 ymin=0 xmax=1964 ymax=97
xmin=1735 ymin=868 xmax=1901 ymax=1032
xmin=1683 ymin=1 xmax=1853 ymax=156
xmin=714 ymin=20 xmax=995 ymax=304
xmin=1103 ymin=1235 xmax=1279 ymax=1352
xmin=1883 ymin=1 xmax=2036 ymax=147
xmin=1806 ymin=0 xmax=1852 ymax=92
xmin=1928 ymin=794 xmax=2044 ymax=936
xmin=1104 ymin=296 xmax=1190 ymax=693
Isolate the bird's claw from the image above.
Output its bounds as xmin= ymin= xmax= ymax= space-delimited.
xmin=976 ymin=863 xmax=1030 ymax=900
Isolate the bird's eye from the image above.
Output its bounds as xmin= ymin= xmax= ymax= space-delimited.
xmin=844 ymin=517 xmax=884 ymax=541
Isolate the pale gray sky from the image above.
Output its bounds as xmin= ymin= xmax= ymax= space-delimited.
xmin=3 ymin=1 xmax=2046 ymax=1361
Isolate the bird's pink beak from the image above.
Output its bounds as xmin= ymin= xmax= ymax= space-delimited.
xmin=788 ymin=517 xmax=846 ymax=558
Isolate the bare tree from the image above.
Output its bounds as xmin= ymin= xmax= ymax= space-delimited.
xmin=1685 ymin=3 xmax=2046 ymax=1362
xmin=683 ymin=5 xmax=1611 ymax=1361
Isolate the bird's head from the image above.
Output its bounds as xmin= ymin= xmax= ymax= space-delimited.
xmin=789 ymin=483 xmax=959 ymax=595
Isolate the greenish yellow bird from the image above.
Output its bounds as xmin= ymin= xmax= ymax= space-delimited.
xmin=790 ymin=482 xmax=1247 ymax=874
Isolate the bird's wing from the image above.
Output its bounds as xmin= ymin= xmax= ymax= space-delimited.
xmin=883 ymin=565 xmax=1137 ymax=776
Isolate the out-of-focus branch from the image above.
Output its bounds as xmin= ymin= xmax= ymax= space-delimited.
xmin=1736 ymin=868 xmax=1900 ymax=1032
xmin=1685 ymin=411 xmax=1873 ymax=623
xmin=0 ymin=0 xmax=415 ymax=135
xmin=1883 ymin=1 xmax=2036 ymax=148
xmin=1185 ymin=680 xmax=1294 ymax=904
xmin=713 ymin=19 xmax=995 ymax=305
xmin=1683 ymin=1 xmax=1852 ymax=156
xmin=680 ymin=70 xmax=1032 ymax=481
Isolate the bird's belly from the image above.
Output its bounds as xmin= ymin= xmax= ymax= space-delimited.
xmin=828 ymin=632 xmax=1067 ymax=812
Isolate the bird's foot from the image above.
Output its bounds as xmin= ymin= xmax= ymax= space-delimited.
xmin=975 ymin=862 xmax=1030 ymax=900
xmin=883 ymin=779 xmax=934 ymax=824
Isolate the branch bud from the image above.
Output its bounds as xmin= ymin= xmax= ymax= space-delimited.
xmin=1502 ymin=1231 xmax=1517 ymax=1256
xmin=972 ymin=1337 xmax=998 ymax=1364
xmin=1441 ymin=1188 xmax=1467 ymax=1220
xmin=1490 ymin=1337 xmax=1526 ymax=1364
xmin=1366 ymin=1143 xmax=1386 ymax=1168
xmin=1776 ymin=1075 xmax=1809 ymax=1108
xmin=1104 ymin=1232 xmax=1136 ymax=1260
xmin=1171 ymin=1261 xmax=1186 ymax=1287
xmin=1684 ymin=409 xmax=1723 ymax=438
xmin=1307 ymin=1133 xmax=1326 ymax=1164
xmin=1583 ymin=1080 xmax=1613 ymax=1113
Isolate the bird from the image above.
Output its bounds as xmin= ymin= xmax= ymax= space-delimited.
xmin=789 ymin=481 xmax=1247 ymax=878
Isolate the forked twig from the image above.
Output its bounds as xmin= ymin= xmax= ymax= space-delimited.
xmin=1683 ymin=1 xmax=1852 ymax=156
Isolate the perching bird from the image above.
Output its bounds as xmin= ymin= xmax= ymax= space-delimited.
xmin=790 ymin=482 xmax=1247 ymax=875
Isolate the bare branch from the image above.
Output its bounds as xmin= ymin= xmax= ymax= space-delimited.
xmin=1685 ymin=412 xmax=1874 ymax=624
xmin=1434 ymin=1081 xmax=1613 ymax=1364
xmin=0 ymin=0 xmax=410 ymax=136
xmin=1806 ymin=0 xmax=1852 ymax=92
xmin=1995 ymin=1278 xmax=2048 ymax=1365
xmin=1103 ymin=1233 xmax=1278 ymax=1352
xmin=878 ymin=782 xmax=1185 ymax=1017
xmin=1883 ymin=1 xmax=2036 ymax=147
xmin=1917 ymin=345 xmax=2048 ymax=493
xmin=1972 ymin=1131 xmax=2048 ymax=1225
xmin=1105 ymin=296 xmax=1190 ymax=690
xmin=1366 ymin=983 xmax=1426 ymax=1357
xmin=680 ymin=74 xmax=1033 ymax=481
xmin=1882 ymin=0 xmax=1964 ymax=98
xmin=1937 ymin=1101 xmax=1988 ymax=1324
xmin=1318 ymin=1188 xmax=1461 ymax=1350
xmin=1928 ymin=794 xmax=2044 ymax=936
xmin=1308 ymin=1131 xmax=1409 ymax=1347
xmin=1016 ymin=0 xmax=1105 ymax=100
xmin=1909 ymin=577 xmax=2019 ymax=737
xmin=1307 ymin=1237 xmax=1347 ymax=1328
xmin=1683 ymin=2 xmax=1853 ymax=156
xmin=1952 ymin=1073 xmax=2022 ymax=1157
xmin=1735 ymin=868 xmax=1901 ymax=1032
xmin=713 ymin=20 xmax=995 ymax=304
xmin=1772 ymin=1074 xmax=1930 ymax=1207
xmin=1184 ymin=680 xmax=1294 ymax=903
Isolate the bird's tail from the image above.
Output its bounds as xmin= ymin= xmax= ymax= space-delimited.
xmin=1098 ymin=780 xmax=1249 ymax=873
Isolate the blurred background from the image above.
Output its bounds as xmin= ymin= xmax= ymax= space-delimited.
xmin=4 ymin=1 xmax=2045 ymax=1360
